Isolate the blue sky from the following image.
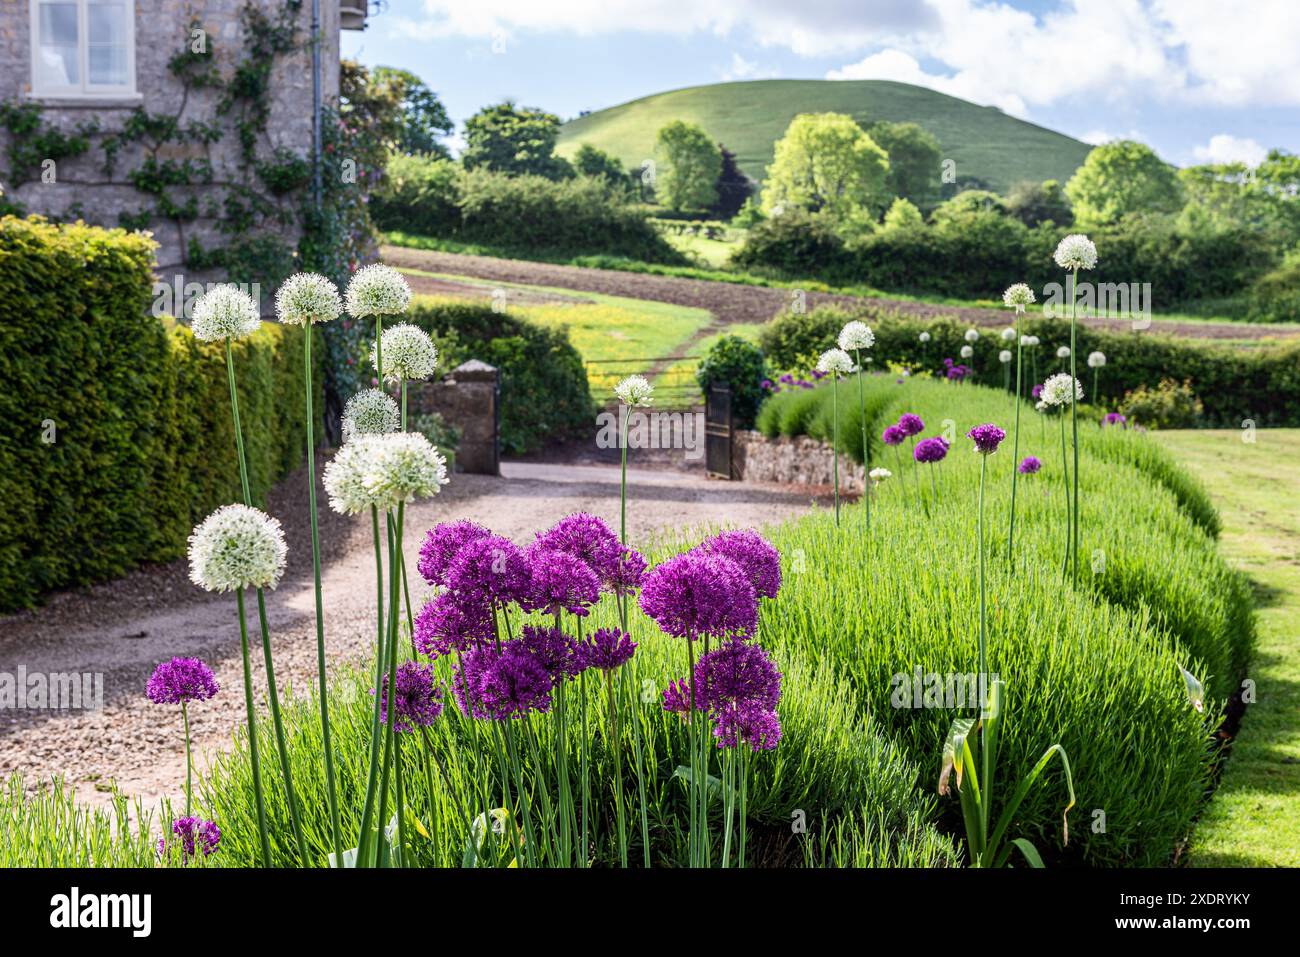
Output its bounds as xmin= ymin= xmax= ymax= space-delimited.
xmin=343 ymin=0 xmax=1300 ymax=168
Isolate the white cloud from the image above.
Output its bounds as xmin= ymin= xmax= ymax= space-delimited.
xmin=718 ymin=52 xmax=778 ymax=82
xmin=1191 ymin=134 xmax=1268 ymax=166
xmin=826 ymin=49 xmax=1027 ymax=115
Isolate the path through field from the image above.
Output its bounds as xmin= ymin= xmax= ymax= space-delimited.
xmin=0 ymin=455 xmax=821 ymax=810
xmin=1155 ymin=429 xmax=1300 ymax=866
xmin=382 ymin=245 xmax=1300 ymax=342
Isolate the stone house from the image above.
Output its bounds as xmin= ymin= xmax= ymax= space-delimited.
xmin=0 ymin=1 xmax=368 ymax=302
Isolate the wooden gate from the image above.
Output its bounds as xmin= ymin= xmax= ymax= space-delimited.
xmin=705 ymin=385 xmax=733 ymax=479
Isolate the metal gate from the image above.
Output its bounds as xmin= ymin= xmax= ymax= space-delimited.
xmin=705 ymin=385 xmax=733 ymax=479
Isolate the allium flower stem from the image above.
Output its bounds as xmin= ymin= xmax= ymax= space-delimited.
xmin=976 ymin=451 xmax=990 ymax=827
xmin=831 ymin=376 xmax=840 ymax=526
xmin=578 ymin=619 xmax=591 ymax=868
xmin=620 ymin=409 xmax=629 ymax=544
xmin=224 ymin=336 xmax=309 ymax=865
xmin=372 ymin=508 xmax=403 ymax=865
xmin=686 ymin=634 xmax=701 ymax=866
xmin=1059 ymin=412 xmax=1071 ymax=577
xmin=235 ymin=589 xmax=271 ymax=866
xmin=739 ymin=746 xmax=750 ymax=867
xmin=181 ymin=701 xmax=192 ymax=816
xmin=355 ymin=506 xmax=389 ymax=864
xmin=892 ymin=446 xmax=911 ymax=508
xmin=1007 ymin=327 xmax=1024 ymax=560
xmin=624 ymin=660 xmax=652 ymax=867
xmin=1069 ymin=266 xmax=1080 ymax=585
xmin=605 ymin=670 xmax=629 ymax=867
xmin=303 ymin=326 xmax=344 ymax=869
xmin=854 ymin=349 xmax=869 ymax=531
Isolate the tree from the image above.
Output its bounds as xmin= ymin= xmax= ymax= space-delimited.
xmin=867 ymin=120 xmax=942 ymax=205
xmin=462 ymin=101 xmax=573 ymax=180
xmin=572 ymin=143 xmax=635 ymax=195
xmin=763 ymin=113 xmax=890 ymax=222
xmin=1065 ymin=140 xmax=1182 ymax=225
xmin=929 ymin=189 xmax=1007 ymax=225
xmin=881 ymin=196 xmax=924 ymax=230
xmin=710 ymin=145 xmax=755 ymax=220
xmin=1005 ymin=179 xmax=1074 ymax=227
xmin=654 ymin=120 xmax=722 ymax=211
xmin=372 ymin=67 xmax=453 ymax=158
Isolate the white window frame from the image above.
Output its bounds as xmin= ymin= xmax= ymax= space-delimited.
xmin=29 ymin=0 xmax=136 ymax=99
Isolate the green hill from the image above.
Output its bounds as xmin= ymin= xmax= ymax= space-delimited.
xmin=557 ymin=79 xmax=1092 ymax=196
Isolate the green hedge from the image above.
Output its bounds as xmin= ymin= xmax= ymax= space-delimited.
xmin=0 ymin=216 xmax=318 ymax=611
xmin=758 ymin=305 xmax=1300 ymax=427
xmin=372 ymin=155 xmax=686 ymax=264
xmin=404 ymin=299 xmax=595 ymax=455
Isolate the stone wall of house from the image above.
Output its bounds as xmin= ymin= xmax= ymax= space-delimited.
xmin=0 ymin=0 xmax=340 ymax=286
xmin=409 ymin=361 xmax=501 ymax=476
xmin=732 ymin=429 xmax=865 ymax=490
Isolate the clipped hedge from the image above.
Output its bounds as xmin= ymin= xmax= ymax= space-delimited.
xmin=758 ymin=305 xmax=1300 ymax=427
xmin=0 ymin=216 xmax=318 ymax=611
xmin=404 ymin=299 xmax=595 ymax=455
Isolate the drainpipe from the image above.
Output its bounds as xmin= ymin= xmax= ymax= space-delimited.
xmin=311 ymin=0 xmax=322 ymax=208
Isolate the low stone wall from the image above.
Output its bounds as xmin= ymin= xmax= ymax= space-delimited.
xmin=409 ymin=360 xmax=500 ymax=475
xmin=732 ymin=430 xmax=864 ymax=491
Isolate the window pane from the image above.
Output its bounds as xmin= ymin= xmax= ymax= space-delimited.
xmin=39 ymin=2 xmax=78 ymax=44
xmin=87 ymin=3 xmax=126 ymax=44
xmin=88 ymin=45 xmax=126 ymax=85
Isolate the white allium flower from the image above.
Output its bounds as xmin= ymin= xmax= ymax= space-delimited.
xmin=1056 ymin=346 xmax=1071 ymax=359
xmin=324 ymin=440 xmax=388 ymax=515
xmin=361 ymin=432 xmax=449 ymax=506
xmin=964 ymin=328 xmax=980 ymax=343
xmin=614 ymin=374 xmax=654 ymax=407
xmin=1041 ymin=372 xmax=1084 ymax=407
xmin=1020 ymin=334 xmax=1035 ymax=347
xmin=816 ymin=348 xmax=855 ymax=374
xmin=342 ymin=389 xmax=400 ymax=441
xmin=188 ymin=504 xmax=287 ymax=592
xmin=1087 ymin=350 xmax=1107 ymax=368
xmin=1003 ymin=283 xmax=1036 ymax=312
xmin=1027 ymin=335 xmax=1041 ymax=347
xmin=1053 ymin=234 xmax=1098 ymax=271
xmin=1035 ymin=400 xmax=1049 ymax=412
xmin=191 ymin=284 xmax=261 ymax=342
xmin=345 ymin=263 xmax=411 ymax=318
xmin=868 ymin=467 xmax=891 ymax=481
xmin=275 ymin=273 xmax=342 ymax=326
xmin=372 ymin=323 xmax=438 ymax=383
xmin=960 ymin=345 xmax=974 ymax=358
xmin=838 ymin=321 xmax=875 ymax=351
xmin=999 ymin=349 xmax=1013 ymax=363
xmin=918 ymin=331 xmax=932 ymax=343
xmin=1000 ymin=327 xmax=1017 ymax=341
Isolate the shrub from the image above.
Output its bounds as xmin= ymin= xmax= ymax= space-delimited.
xmin=404 ymin=299 xmax=594 ymax=455
xmin=730 ymin=209 xmax=849 ymax=276
xmin=695 ymin=335 xmax=770 ymax=428
xmin=1246 ymin=248 xmax=1300 ymax=322
xmin=0 ymin=216 xmax=318 ymax=610
xmin=372 ymin=155 xmax=684 ymax=263
xmin=1120 ymin=378 xmax=1205 ymax=429
xmin=759 ymin=305 xmax=1300 ymax=427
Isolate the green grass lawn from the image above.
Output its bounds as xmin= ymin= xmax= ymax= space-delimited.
xmin=556 ymin=78 xmax=1091 ymax=194
xmin=1153 ymin=428 xmax=1300 ymax=866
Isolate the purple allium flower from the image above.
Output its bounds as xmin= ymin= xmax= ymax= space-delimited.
xmin=413 ymin=591 xmax=494 ymax=659
xmin=662 ymin=678 xmax=696 ymax=715
xmin=967 ymin=423 xmax=1007 ymax=454
xmin=694 ymin=640 xmax=782 ymax=712
xmin=913 ymin=436 xmax=950 ymax=463
xmin=146 ymin=657 xmax=218 ymax=705
xmin=761 ymin=379 xmax=774 ymax=391
xmin=896 ymin=413 xmax=925 ymax=437
xmin=522 ymin=546 xmax=601 ymax=617
xmin=579 ymin=628 xmax=637 ymax=672
xmin=156 ymin=816 xmax=221 ymax=861
xmin=378 ymin=662 xmax=444 ymax=732
xmin=418 ymin=520 xmax=492 ymax=587
xmin=517 ymin=624 xmax=583 ymax=681
xmin=1103 ymin=412 xmax=1128 ymax=428
xmin=696 ymin=529 xmax=781 ymax=600
xmin=532 ymin=512 xmax=623 ymax=583
xmin=605 ymin=546 xmax=647 ymax=596
xmin=779 ymin=373 xmax=794 ymax=385
xmin=446 ymin=534 xmax=530 ymax=606
xmin=1031 ymin=383 xmax=1044 ymax=400
xmin=713 ymin=700 xmax=782 ymax=752
xmin=638 ymin=551 xmax=758 ymax=642
xmin=465 ymin=642 xmax=553 ymax=720
xmin=1019 ymin=456 xmax=1043 ymax=474
xmin=945 ymin=363 xmax=972 ymax=381
xmin=882 ymin=424 xmax=906 ymax=446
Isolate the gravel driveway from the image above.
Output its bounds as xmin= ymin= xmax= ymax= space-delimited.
xmin=0 ymin=455 xmax=820 ymax=809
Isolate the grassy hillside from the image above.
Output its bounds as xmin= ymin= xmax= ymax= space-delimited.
xmin=558 ymin=79 xmax=1092 ymax=195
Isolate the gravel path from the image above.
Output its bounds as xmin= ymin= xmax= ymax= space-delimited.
xmin=384 ymin=245 xmax=1300 ymax=341
xmin=0 ymin=454 xmax=821 ymax=809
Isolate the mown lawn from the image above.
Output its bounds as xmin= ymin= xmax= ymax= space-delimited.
xmin=1154 ymin=428 xmax=1300 ymax=866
